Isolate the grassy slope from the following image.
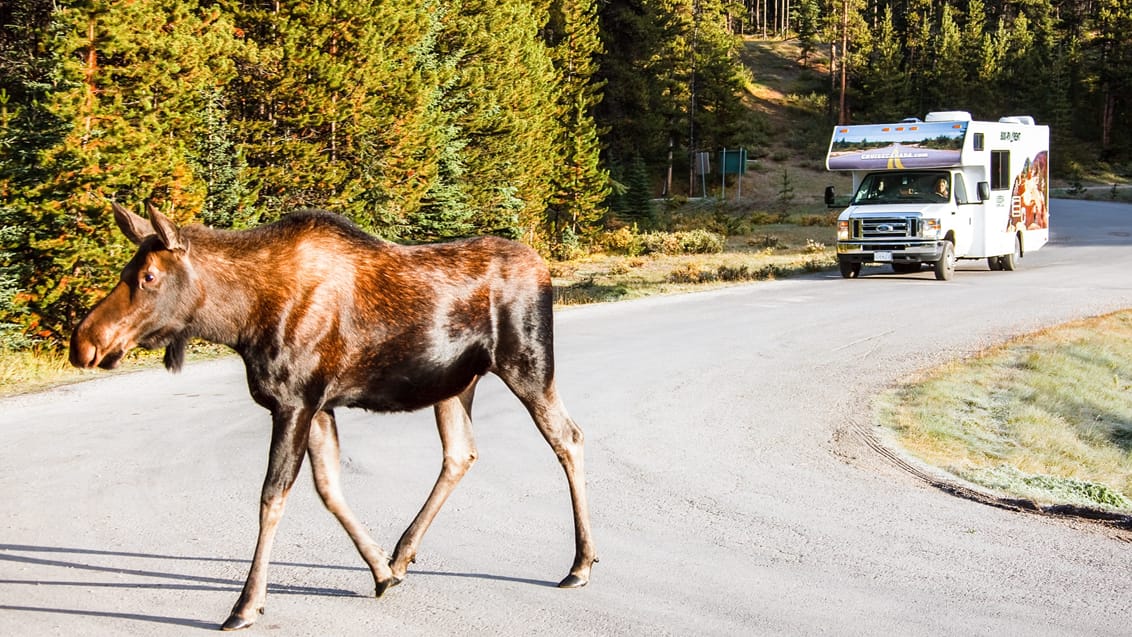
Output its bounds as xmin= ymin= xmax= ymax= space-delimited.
xmin=878 ymin=311 xmax=1132 ymax=512
xmin=737 ymin=39 xmax=850 ymax=202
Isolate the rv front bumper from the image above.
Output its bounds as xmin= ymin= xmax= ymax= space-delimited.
xmin=836 ymin=241 xmax=946 ymax=264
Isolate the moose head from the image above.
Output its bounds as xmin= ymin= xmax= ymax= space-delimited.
xmin=69 ymin=202 xmax=198 ymax=372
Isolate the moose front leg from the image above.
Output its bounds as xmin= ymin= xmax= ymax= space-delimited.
xmin=222 ymin=409 xmax=312 ymax=631
xmin=306 ymin=409 xmax=398 ymax=596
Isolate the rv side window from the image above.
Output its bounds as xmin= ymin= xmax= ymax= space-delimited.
xmin=991 ymin=150 xmax=1010 ymax=190
xmin=974 ymin=133 xmax=984 ymax=151
xmin=953 ymin=174 xmax=969 ymax=204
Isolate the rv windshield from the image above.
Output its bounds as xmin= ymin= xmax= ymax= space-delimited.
xmin=851 ymin=172 xmax=951 ymax=205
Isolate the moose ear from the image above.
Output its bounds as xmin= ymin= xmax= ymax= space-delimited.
xmin=146 ymin=202 xmax=185 ymax=251
xmin=111 ymin=201 xmax=154 ymax=245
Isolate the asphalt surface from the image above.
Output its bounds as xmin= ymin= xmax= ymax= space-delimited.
xmin=3 ymin=199 xmax=1132 ymax=636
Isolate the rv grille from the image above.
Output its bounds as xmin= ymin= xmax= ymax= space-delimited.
xmin=853 ymin=216 xmax=918 ymax=240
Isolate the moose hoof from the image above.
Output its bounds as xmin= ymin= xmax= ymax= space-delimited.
xmin=220 ymin=614 xmax=257 ymax=631
xmin=557 ymin=574 xmax=589 ymax=589
xmin=374 ymin=576 xmax=403 ymax=598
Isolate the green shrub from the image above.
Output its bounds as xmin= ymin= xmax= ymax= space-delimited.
xmin=750 ymin=211 xmax=788 ymax=225
xmin=716 ymin=264 xmax=750 ymax=282
xmin=678 ymin=229 xmax=725 ymax=254
xmin=602 ymin=226 xmax=645 ymax=255
xmin=799 ymin=212 xmax=837 ymax=226
xmin=749 ymin=234 xmax=783 ymax=249
xmin=639 ymin=230 xmax=724 ymax=255
xmin=601 ymin=226 xmax=724 ymax=256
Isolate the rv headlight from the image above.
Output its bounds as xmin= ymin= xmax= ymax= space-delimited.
xmin=922 ymin=218 xmax=941 ymax=239
xmin=838 ymin=220 xmax=850 ymax=241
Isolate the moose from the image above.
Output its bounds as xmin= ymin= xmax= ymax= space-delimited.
xmin=69 ymin=202 xmax=597 ymax=631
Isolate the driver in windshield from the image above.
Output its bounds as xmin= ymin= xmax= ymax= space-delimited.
xmin=934 ymin=177 xmax=950 ymax=201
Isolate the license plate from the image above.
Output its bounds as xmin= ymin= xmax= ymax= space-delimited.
xmin=874 ymin=251 xmax=892 ymax=262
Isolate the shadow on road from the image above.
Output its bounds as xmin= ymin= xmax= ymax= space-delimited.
xmin=0 ymin=543 xmax=555 ymax=630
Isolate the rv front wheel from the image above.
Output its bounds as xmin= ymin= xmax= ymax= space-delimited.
xmin=839 ymin=258 xmax=861 ymax=279
xmin=934 ymin=241 xmax=955 ymax=281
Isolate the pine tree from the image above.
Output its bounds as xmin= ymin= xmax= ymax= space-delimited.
xmin=857 ymin=6 xmax=908 ymax=121
xmin=595 ymin=0 xmax=679 ymax=166
xmin=226 ymin=1 xmax=439 ymax=233
xmin=193 ymin=86 xmax=252 ymax=228
xmin=925 ymin=4 xmax=965 ymax=112
xmin=606 ymin=154 xmax=654 ymax=223
xmin=544 ymin=0 xmax=610 ymax=253
xmin=0 ymin=0 xmax=66 ymax=347
xmin=409 ymin=0 xmax=479 ymax=242
xmin=826 ymin=0 xmax=872 ymax=123
xmin=893 ymin=0 xmax=933 ymax=117
xmin=687 ymin=0 xmax=755 ymax=151
xmin=793 ymin=0 xmax=822 ymax=68
xmin=596 ymin=0 xmax=753 ymax=196
xmin=1047 ymin=37 xmax=1076 ymax=172
xmin=1089 ymin=0 xmax=1132 ymax=158
xmin=429 ymin=0 xmax=559 ymax=243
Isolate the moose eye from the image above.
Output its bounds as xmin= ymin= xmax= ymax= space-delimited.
xmin=142 ymin=272 xmax=156 ymax=284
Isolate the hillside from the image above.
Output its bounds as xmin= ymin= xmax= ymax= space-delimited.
xmin=733 ymin=38 xmax=850 ymax=210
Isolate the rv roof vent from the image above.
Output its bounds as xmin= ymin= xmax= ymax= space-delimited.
xmin=999 ymin=115 xmax=1036 ymax=125
xmin=925 ymin=111 xmax=973 ymax=122
xmin=901 ymin=117 xmax=922 ymax=123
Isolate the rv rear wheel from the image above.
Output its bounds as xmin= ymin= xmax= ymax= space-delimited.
xmin=1001 ymin=234 xmax=1022 ymax=271
xmin=934 ymin=241 xmax=955 ymax=281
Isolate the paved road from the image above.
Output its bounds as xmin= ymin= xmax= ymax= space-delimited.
xmin=3 ymin=200 xmax=1132 ymax=636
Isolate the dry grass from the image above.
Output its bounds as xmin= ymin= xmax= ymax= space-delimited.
xmin=551 ymin=223 xmax=836 ymax=305
xmin=0 ymin=343 xmax=229 ymax=398
xmin=0 ymin=348 xmax=87 ymax=396
xmin=878 ymin=311 xmax=1132 ymax=511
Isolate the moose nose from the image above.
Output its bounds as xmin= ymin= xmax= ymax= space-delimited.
xmin=68 ymin=337 xmax=98 ymax=369
xmin=68 ymin=320 xmax=105 ymax=369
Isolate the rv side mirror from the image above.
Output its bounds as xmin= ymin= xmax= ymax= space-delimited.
xmin=824 ymin=186 xmax=836 ymax=206
xmin=977 ymin=181 xmax=990 ymax=201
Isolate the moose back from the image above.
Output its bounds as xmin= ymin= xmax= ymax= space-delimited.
xmin=69 ymin=203 xmax=597 ymax=631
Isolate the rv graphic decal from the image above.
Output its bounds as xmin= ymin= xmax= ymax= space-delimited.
xmin=827 ymin=121 xmax=967 ymax=170
xmin=1010 ymin=150 xmax=1049 ymax=231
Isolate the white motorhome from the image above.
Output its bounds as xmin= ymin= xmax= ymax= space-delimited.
xmin=824 ymin=111 xmax=1049 ymax=280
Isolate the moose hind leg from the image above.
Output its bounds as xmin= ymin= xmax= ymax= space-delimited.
xmin=389 ymin=380 xmax=479 ymax=581
xmin=223 ymin=408 xmax=312 ymax=631
xmin=515 ymin=382 xmax=597 ymax=588
xmin=307 ymin=410 xmax=398 ymax=596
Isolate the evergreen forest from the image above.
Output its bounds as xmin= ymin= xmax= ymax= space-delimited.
xmin=3 ymin=0 xmax=1132 ymax=349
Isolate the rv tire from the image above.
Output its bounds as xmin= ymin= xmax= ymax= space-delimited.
xmin=1001 ymin=234 xmax=1021 ymax=271
xmin=934 ymin=241 xmax=955 ymax=281
xmin=839 ymin=258 xmax=862 ymax=279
